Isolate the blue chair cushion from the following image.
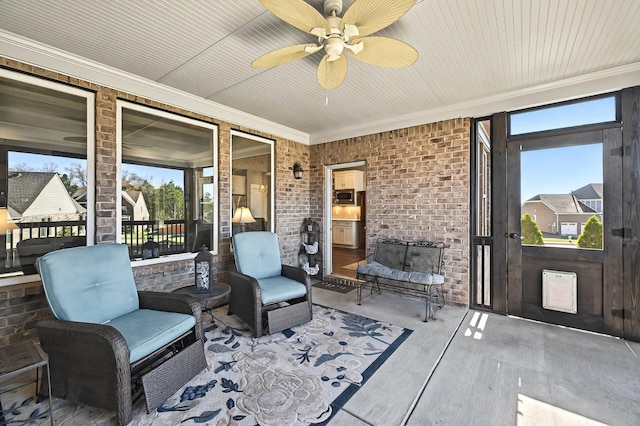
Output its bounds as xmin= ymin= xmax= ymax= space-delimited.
xmin=233 ymin=232 xmax=282 ymax=279
xmin=257 ymin=276 xmax=308 ymax=305
xmin=38 ymin=244 xmax=139 ymax=324
xmin=107 ymin=309 xmax=196 ymax=363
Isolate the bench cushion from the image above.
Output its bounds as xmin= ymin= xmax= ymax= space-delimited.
xmin=357 ymin=261 xmax=444 ymax=285
xmin=107 ymin=309 xmax=196 ymax=363
xmin=257 ymin=276 xmax=308 ymax=305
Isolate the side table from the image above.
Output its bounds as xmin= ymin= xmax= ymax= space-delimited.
xmin=172 ymin=283 xmax=231 ymax=316
xmin=0 ymin=340 xmax=54 ymax=426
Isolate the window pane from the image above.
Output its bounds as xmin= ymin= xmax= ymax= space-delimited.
xmin=521 ymin=144 xmax=603 ymax=250
xmin=510 ymin=96 xmax=616 ymax=135
xmin=120 ymin=105 xmax=216 ymax=259
xmin=0 ymin=76 xmax=89 ymax=276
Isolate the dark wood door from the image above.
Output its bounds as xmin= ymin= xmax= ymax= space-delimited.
xmin=505 ymin=127 xmax=624 ymax=335
xmin=622 ymin=87 xmax=640 ymax=341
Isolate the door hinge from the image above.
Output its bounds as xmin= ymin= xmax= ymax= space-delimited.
xmin=611 ymin=228 xmax=631 ymax=238
xmin=611 ymin=146 xmax=630 ymax=157
xmin=611 ymin=309 xmax=629 ymax=319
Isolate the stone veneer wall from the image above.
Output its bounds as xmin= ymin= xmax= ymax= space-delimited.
xmin=0 ymin=58 xmax=310 ymax=347
xmin=310 ymin=120 xmax=471 ymax=306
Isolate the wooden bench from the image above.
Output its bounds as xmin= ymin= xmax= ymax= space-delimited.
xmin=355 ymin=238 xmax=445 ymax=321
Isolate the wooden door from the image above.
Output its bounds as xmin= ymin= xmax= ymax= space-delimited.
xmin=505 ymin=127 xmax=624 ymax=335
xmin=622 ymin=87 xmax=640 ymax=341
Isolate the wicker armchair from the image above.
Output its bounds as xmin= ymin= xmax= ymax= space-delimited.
xmin=36 ymin=244 xmax=206 ymax=426
xmin=228 ymin=232 xmax=312 ymax=337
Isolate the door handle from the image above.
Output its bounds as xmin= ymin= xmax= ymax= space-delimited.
xmin=507 ymin=233 xmax=522 ymax=240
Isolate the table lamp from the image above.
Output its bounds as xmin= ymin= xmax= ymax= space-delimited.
xmin=232 ymin=207 xmax=256 ymax=233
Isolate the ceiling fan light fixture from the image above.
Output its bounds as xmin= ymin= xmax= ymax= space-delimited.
xmin=324 ymin=38 xmax=344 ymax=57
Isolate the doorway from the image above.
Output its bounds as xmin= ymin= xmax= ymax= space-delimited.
xmin=505 ymin=127 xmax=622 ymax=334
xmin=324 ymin=161 xmax=366 ymax=278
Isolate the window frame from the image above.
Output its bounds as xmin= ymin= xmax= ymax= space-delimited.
xmin=0 ymin=68 xmax=95 ymax=286
xmin=115 ymin=100 xmax=219 ymax=262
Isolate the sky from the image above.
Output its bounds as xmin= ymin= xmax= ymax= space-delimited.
xmin=511 ymin=96 xmax=614 ymax=201
xmin=9 ymin=152 xmax=183 ymax=188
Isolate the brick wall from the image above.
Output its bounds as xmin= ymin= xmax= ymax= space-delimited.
xmin=0 ymin=59 xmax=311 ymax=347
xmin=310 ymin=119 xmax=471 ymax=305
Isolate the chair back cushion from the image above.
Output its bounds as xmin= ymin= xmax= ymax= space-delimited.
xmin=233 ymin=232 xmax=282 ymax=279
xmin=37 ymin=244 xmax=139 ymax=323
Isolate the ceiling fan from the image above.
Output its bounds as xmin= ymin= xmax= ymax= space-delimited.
xmin=252 ymin=0 xmax=419 ymax=90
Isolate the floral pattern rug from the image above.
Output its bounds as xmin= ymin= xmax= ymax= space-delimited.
xmin=1 ymin=304 xmax=412 ymax=426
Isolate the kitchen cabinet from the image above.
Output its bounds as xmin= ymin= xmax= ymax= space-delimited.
xmin=332 ymin=221 xmax=358 ymax=248
xmin=334 ymin=170 xmax=364 ymax=191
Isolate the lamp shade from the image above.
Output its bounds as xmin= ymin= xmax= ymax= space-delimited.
xmin=232 ymin=207 xmax=256 ymax=224
xmin=0 ymin=208 xmax=17 ymax=234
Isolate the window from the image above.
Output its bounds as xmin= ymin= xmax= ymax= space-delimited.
xmin=230 ymin=130 xmax=274 ymax=235
xmin=520 ymin=144 xmax=603 ymax=250
xmin=0 ymin=70 xmax=94 ymax=278
xmin=117 ymin=101 xmax=218 ymax=259
xmin=509 ymin=95 xmax=617 ymax=136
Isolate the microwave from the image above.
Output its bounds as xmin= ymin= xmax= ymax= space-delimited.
xmin=334 ymin=189 xmax=356 ymax=205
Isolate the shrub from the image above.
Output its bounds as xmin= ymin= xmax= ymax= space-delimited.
xmin=521 ymin=214 xmax=544 ymax=245
xmin=577 ymin=215 xmax=603 ymax=249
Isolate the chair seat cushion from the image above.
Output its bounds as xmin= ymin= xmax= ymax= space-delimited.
xmin=257 ymin=276 xmax=308 ymax=305
xmin=107 ymin=309 xmax=196 ymax=363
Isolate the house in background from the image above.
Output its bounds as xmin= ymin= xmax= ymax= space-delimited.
xmin=571 ymin=183 xmax=603 ymax=213
xmin=8 ymin=171 xmax=86 ymax=225
xmin=121 ymin=190 xmax=149 ymax=221
xmin=73 ymin=188 xmax=149 ymax=221
xmin=521 ymin=183 xmax=603 ymax=236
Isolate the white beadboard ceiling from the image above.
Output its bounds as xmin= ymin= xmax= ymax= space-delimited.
xmin=1 ymin=0 xmax=639 ymax=144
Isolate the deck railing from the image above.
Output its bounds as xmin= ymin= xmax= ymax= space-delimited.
xmin=2 ymin=219 xmax=188 ymax=274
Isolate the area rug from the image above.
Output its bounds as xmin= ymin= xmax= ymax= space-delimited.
xmin=312 ymin=281 xmax=355 ymax=293
xmin=2 ymin=304 xmax=412 ymax=426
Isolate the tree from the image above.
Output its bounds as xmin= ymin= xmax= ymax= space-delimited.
xmin=521 ymin=214 xmax=544 ymax=245
xmin=577 ymin=215 xmax=603 ymax=249
xmin=60 ymin=173 xmax=79 ymax=196
xmin=64 ymin=163 xmax=87 ymax=187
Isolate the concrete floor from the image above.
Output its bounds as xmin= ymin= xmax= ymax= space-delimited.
xmin=313 ymin=286 xmax=640 ymax=426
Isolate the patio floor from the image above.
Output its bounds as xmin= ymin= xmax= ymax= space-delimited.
xmin=312 ymin=286 xmax=640 ymax=426
xmin=2 ymin=285 xmax=638 ymax=425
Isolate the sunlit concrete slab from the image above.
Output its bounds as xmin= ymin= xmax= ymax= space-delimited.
xmin=407 ymin=311 xmax=640 ymax=426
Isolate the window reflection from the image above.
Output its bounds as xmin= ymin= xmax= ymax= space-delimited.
xmin=0 ymin=73 xmax=92 ymax=276
xmin=118 ymin=102 xmax=218 ymax=258
xmin=231 ymin=131 xmax=273 ymax=236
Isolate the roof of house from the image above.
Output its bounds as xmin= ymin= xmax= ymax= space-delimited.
xmin=127 ymin=190 xmax=142 ymax=203
xmin=8 ymin=171 xmax=87 ymax=216
xmin=525 ymin=194 xmax=598 ymax=215
xmin=572 ymin=183 xmax=603 ymax=200
xmin=8 ymin=171 xmax=56 ymax=214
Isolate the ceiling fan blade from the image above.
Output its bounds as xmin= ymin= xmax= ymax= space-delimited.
xmin=252 ymin=44 xmax=321 ymax=69
xmin=341 ymin=0 xmax=416 ymax=37
xmin=317 ymin=54 xmax=348 ymax=90
xmin=260 ymin=0 xmax=329 ymax=35
xmin=347 ymin=36 xmax=418 ymax=68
